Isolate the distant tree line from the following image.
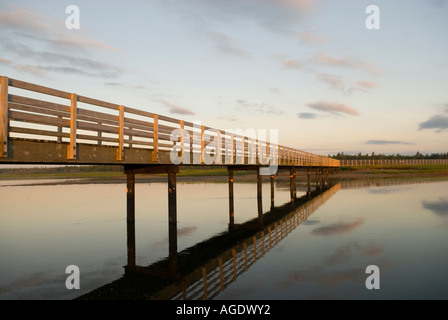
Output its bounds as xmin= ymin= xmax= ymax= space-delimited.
xmin=0 ymin=165 xmax=123 ymax=175
xmin=330 ymin=152 xmax=448 ymax=160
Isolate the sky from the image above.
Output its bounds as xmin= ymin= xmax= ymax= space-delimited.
xmin=0 ymin=0 xmax=447 ymax=156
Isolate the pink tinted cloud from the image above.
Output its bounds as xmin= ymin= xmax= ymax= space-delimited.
xmin=306 ymin=101 xmax=360 ymax=116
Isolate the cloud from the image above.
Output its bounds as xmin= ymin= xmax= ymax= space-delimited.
xmin=206 ymin=32 xmax=251 ymax=58
xmin=316 ymin=73 xmax=345 ymax=91
xmin=428 ymin=0 xmax=447 ymax=7
xmin=299 ymin=31 xmax=326 ymax=44
xmin=324 ymin=243 xmax=381 ymax=266
xmin=297 ymin=112 xmax=317 ymax=119
xmin=273 ymin=54 xmax=301 ymax=69
xmin=324 ymin=246 xmax=352 ymax=265
xmin=159 ymin=100 xmax=196 ymax=116
xmin=312 ymin=219 xmax=364 ymax=236
xmin=306 ymin=101 xmax=359 ymax=116
xmin=175 ymin=0 xmax=319 ymax=34
xmin=422 ymin=198 xmax=448 ymax=217
xmin=365 ymin=140 xmax=414 ymax=145
xmin=0 ymin=6 xmax=117 ymax=52
xmin=1 ymin=36 xmax=123 ymax=79
xmin=0 ymin=5 xmax=120 ymax=79
xmin=311 ymin=53 xmax=383 ymax=76
xmin=0 ymin=57 xmax=14 ymax=65
xmin=236 ymin=99 xmax=284 ymax=115
xmin=0 ymin=5 xmax=56 ymax=32
xmin=0 ymin=57 xmax=46 ymax=76
xmin=419 ymin=114 xmax=448 ymax=132
xmin=349 ymin=81 xmax=376 ymax=93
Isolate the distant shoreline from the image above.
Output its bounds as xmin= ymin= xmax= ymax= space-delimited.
xmin=1 ymin=166 xmax=448 ymax=186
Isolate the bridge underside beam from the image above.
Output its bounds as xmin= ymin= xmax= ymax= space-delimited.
xmin=0 ymin=139 xmax=338 ymax=169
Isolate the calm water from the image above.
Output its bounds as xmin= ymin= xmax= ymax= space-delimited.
xmin=0 ymin=177 xmax=447 ymax=299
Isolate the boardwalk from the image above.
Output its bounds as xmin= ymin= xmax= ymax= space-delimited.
xmin=0 ymin=76 xmax=339 ymax=168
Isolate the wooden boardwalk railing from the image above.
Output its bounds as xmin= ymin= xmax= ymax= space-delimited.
xmin=341 ymin=159 xmax=448 ymax=167
xmin=0 ymin=76 xmax=339 ymax=167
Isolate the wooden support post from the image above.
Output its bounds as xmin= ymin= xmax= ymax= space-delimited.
xmin=68 ymin=93 xmax=77 ymax=160
xmin=168 ymin=170 xmax=178 ymax=273
xmin=257 ymin=167 xmax=263 ymax=226
xmin=200 ymin=125 xmax=205 ymax=164
xmin=126 ymin=172 xmax=136 ymax=269
xmin=228 ymin=168 xmax=234 ymax=231
xmin=117 ymin=105 xmax=124 ymax=161
xmin=0 ymin=76 xmax=8 ymax=158
xmin=270 ymin=174 xmax=275 ymax=210
xmin=152 ymin=114 xmax=159 ymax=162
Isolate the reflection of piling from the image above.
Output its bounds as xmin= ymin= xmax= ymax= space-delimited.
xmin=126 ymin=172 xmax=136 ymax=269
xmin=256 ymin=168 xmax=263 ymax=227
xmin=289 ymin=167 xmax=296 ymax=202
xmin=228 ymin=168 xmax=234 ymax=231
xmin=168 ymin=171 xmax=178 ymax=274
xmin=307 ymin=169 xmax=311 ymax=197
xmin=124 ymin=165 xmax=180 ymax=276
xmin=270 ymin=175 xmax=275 ymax=210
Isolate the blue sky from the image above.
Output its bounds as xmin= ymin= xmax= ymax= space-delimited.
xmin=0 ymin=0 xmax=447 ymax=155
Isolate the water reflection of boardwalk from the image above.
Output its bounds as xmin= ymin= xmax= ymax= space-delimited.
xmin=77 ymin=184 xmax=340 ymax=300
xmin=168 ymin=184 xmax=341 ymax=300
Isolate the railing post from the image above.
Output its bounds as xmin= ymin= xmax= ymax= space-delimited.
xmin=68 ymin=93 xmax=77 ymax=160
xmin=241 ymin=136 xmax=246 ymax=164
xmin=0 ymin=76 xmax=9 ymax=158
xmin=152 ymin=114 xmax=158 ymax=162
xmin=266 ymin=141 xmax=269 ymax=166
xmin=200 ymin=125 xmax=205 ymax=164
xmin=216 ymin=129 xmax=221 ymax=164
xmin=179 ymin=120 xmax=184 ymax=159
xmin=117 ymin=105 xmax=124 ymax=161
xmin=251 ymin=139 xmax=255 ymax=164
xmin=229 ymin=132 xmax=234 ymax=165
